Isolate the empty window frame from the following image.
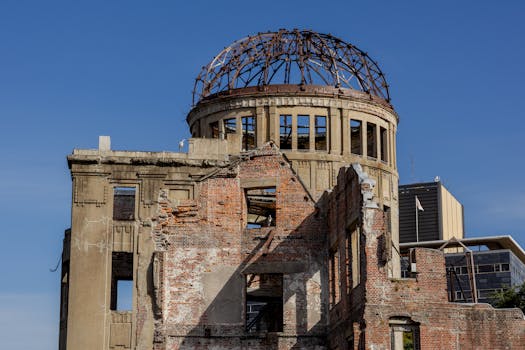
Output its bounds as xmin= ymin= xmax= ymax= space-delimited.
xmin=329 ymin=248 xmax=341 ymax=308
xmin=111 ymin=252 xmax=133 ymax=311
xmin=279 ymin=115 xmax=292 ymax=150
xmin=245 ymin=187 xmax=276 ymax=228
xmin=315 ymin=115 xmax=327 ymax=151
xmin=367 ymin=122 xmax=377 ymax=158
xmin=390 ymin=318 xmax=420 ymax=350
xmin=477 ymin=264 xmax=495 ymax=273
xmin=210 ymin=121 xmax=219 ymax=138
xmin=245 ymin=273 xmax=283 ymax=332
xmin=350 ymin=119 xmax=362 ymax=155
xmin=224 ymin=118 xmax=237 ymax=134
xmin=380 ymin=127 xmax=388 ymax=162
xmin=242 ymin=116 xmax=256 ymax=150
xmin=113 ymin=187 xmax=136 ymax=221
xmin=297 ymin=115 xmax=310 ymax=150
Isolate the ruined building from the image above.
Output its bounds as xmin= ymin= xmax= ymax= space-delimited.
xmin=60 ymin=30 xmax=525 ymax=349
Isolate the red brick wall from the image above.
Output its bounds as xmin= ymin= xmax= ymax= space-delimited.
xmin=152 ymin=148 xmax=328 ymax=349
xmin=326 ymin=165 xmax=525 ymax=350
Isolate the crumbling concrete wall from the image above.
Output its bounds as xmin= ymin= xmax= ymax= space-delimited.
xmin=63 ymin=144 xmax=525 ymax=350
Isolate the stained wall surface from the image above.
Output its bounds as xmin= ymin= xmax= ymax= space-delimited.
xmin=325 ymin=165 xmax=525 ymax=350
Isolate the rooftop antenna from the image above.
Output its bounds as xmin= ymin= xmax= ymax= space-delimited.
xmin=410 ymin=154 xmax=416 ymax=183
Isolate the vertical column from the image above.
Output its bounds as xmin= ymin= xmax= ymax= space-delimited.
xmin=341 ymin=109 xmax=349 ymax=155
xmin=362 ymin=121 xmax=368 ymax=159
xmin=268 ymin=105 xmax=278 ymax=143
xmin=393 ymin=128 xmax=397 ymax=169
xmin=66 ymin=175 xmax=111 ymax=350
xmin=309 ymin=114 xmax=315 ymax=151
xmin=291 ymin=114 xmax=298 ymax=150
xmin=376 ymin=123 xmax=381 ymax=160
xmin=256 ymin=106 xmax=265 ymax=147
xmin=389 ymin=127 xmax=395 ymax=167
xmin=329 ymin=107 xmax=340 ymax=154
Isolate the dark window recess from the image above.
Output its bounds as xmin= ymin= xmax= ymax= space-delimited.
xmin=380 ymin=127 xmax=388 ymax=162
xmin=242 ymin=116 xmax=256 ymax=150
xmin=224 ymin=118 xmax=237 ymax=134
xmin=246 ymin=187 xmax=276 ymax=228
xmin=279 ymin=115 xmax=292 ymax=150
xmin=111 ymin=252 xmax=133 ymax=311
xmin=113 ymin=187 xmax=136 ymax=221
xmin=210 ymin=121 xmax=219 ymax=138
xmin=60 ymin=263 xmax=70 ymax=322
xmin=350 ymin=119 xmax=362 ymax=155
xmin=390 ymin=318 xmax=420 ymax=350
xmin=367 ymin=123 xmax=377 ymax=158
xmin=297 ymin=115 xmax=310 ymax=150
xmin=478 ymin=264 xmax=495 ymax=273
xmin=315 ymin=115 xmax=327 ymax=151
xmin=246 ymin=274 xmax=283 ymax=333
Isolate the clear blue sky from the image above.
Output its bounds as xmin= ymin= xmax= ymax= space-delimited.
xmin=1 ymin=1 xmax=524 ymax=348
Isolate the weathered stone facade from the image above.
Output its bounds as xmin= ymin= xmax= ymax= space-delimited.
xmin=60 ymin=30 xmax=525 ymax=350
xmin=60 ymin=140 xmax=525 ymax=350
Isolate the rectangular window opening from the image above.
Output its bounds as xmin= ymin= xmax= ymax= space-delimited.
xmin=113 ymin=187 xmax=136 ymax=221
xmin=478 ymin=264 xmax=495 ymax=273
xmin=315 ymin=115 xmax=327 ymax=151
xmin=246 ymin=273 xmax=283 ymax=333
xmin=242 ymin=116 xmax=256 ymax=150
xmin=224 ymin=118 xmax=237 ymax=134
xmin=210 ymin=121 xmax=219 ymax=138
xmin=111 ymin=252 xmax=133 ymax=311
xmin=350 ymin=119 xmax=362 ymax=155
xmin=279 ymin=115 xmax=292 ymax=150
xmin=380 ymin=127 xmax=388 ymax=162
xmin=367 ymin=123 xmax=377 ymax=158
xmin=390 ymin=320 xmax=420 ymax=350
xmin=246 ymin=187 xmax=276 ymax=229
xmin=297 ymin=115 xmax=310 ymax=150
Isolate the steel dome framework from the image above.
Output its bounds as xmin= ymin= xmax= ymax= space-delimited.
xmin=193 ymin=29 xmax=390 ymax=105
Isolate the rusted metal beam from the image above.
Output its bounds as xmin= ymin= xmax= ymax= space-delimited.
xmin=192 ymin=29 xmax=390 ymax=106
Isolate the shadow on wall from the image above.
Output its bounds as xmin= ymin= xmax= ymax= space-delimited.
xmin=158 ymin=204 xmax=330 ymax=349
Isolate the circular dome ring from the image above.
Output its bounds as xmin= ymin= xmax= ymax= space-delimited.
xmin=192 ymin=29 xmax=390 ymax=105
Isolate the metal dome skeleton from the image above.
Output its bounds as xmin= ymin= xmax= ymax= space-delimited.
xmin=192 ymin=29 xmax=390 ymax=105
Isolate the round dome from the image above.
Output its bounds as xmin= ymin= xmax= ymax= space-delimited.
xmin=192 ymin=29 xmax=390 ymax=105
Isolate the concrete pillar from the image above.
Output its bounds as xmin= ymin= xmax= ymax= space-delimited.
xmin=269 ymin=105 xmax=278 ymax=143
xmin=362 ymin=121 xmax=368 ymax=159
xmin=329 ymin=107 xmax=340 ymax=154
xmin=291 ymin=114 xmax=298 ymax=150
xmin=341 ymin=110 xmax=349 ymax=155
xmin=256 ymin=106 xmax=265 ymax=147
